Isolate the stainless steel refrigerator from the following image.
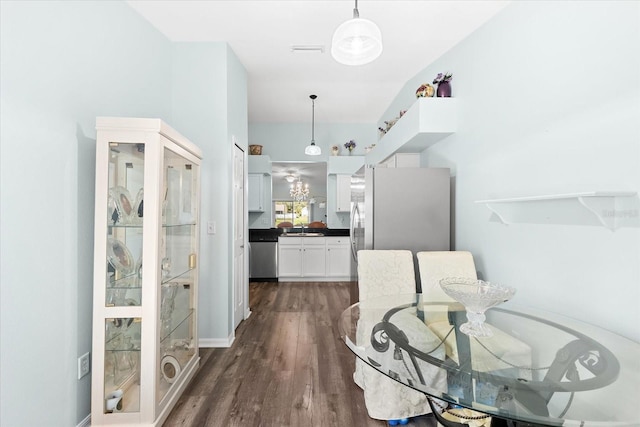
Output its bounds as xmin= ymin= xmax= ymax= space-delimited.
xmin=348 ymin=166 xmax=450 ymax=302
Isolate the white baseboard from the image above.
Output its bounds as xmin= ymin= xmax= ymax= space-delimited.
xmin=77 ymin=414 xmax=91 ymax=427
xmin=244 ymin=308 xmax=252 ymax=319
xmin=199 ymin=334 xmax=235 ymax=348
xmin=277 ymin=276 xmax=350 ymax=282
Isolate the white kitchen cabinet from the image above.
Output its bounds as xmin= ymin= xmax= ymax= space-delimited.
xmin=248 ymin=173 xmax=265 ymax=212
xmin=91 ymin=117 xmax=201 ymax=426
xmin=336 ymin=174 xmax=351 ymax=213
xmin=379 ymin=153 xmax=420 ymax=168
xmin=278 ymin=236 xmax=326 ymax=278
xmin=326 ymin=237 xmax=351 ymax=278
xmin=302 ymin=238 xmax=326 ymax=277
xmin=278 ymin=239 xmax=303 ymax=277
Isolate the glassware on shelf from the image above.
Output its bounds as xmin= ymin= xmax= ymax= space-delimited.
xmin=107 ymin=237 xmax=135 ymax=276
xmin=105 ymin=389 xmax=124 ymax=413
xmin=160 ymin=283 xmax=179 ymax=336
xmin=439 ymin=277 xmax=516 ymax=338
xmin=133 ymin=188 xmax=144 ymax=222
xmin=109 ymin=186 xmax=136 ymax=225
xmin=161 ymin=257 xmax=172 ymax=278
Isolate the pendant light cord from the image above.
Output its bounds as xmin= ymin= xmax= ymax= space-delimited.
xmin=311 ymin=95 xmax=316 ymax=144
xmin=353 ymin=0 xmax=359 ymax=18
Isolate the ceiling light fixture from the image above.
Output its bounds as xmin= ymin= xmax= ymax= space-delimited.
xmin=304 ymin=94 xmax=321 ymax=156
xmin=290 ymin=178 xmax=310 ymax=201
xmin=285 ymin=174 xmax=296 ymax=183
xmin=331 ymin=0 xmax=382 ymax=66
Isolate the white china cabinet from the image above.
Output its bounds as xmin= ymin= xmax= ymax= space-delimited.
xmin=91 ymin=117 xmax=202 ymax=426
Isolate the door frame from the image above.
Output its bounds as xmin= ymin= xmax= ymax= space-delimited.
xmin=232 ymin=141 xmax=250 ymax=333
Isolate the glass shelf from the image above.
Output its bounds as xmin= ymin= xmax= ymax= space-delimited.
xmin=163 ymin=221 xmax=197 ymax=228
xmin=108 ymin=272 xmax=139 ymax=287
xmin=105 ymin=320 xmax=141 ymax=352
xmin=161 ymin=309 xmax=194 ymax=344
xmin=161 ymin=268 xmax=194 ymax=286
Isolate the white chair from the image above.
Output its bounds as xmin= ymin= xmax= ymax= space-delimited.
xmin=417 ymin=251 xmax=532 ymax=376
xmin=355 ymin=250 xmax=447 ymax=421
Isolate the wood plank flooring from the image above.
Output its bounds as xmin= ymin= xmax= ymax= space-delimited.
xmin=164 ymin=282 xmax=438 ymax=427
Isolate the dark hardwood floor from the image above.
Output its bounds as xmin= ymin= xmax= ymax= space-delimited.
xmin=164 ymin=282 xmax=438 ymax=427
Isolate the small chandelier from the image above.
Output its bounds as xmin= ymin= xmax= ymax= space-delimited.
xmin=331 ymin=0 xmax=382 ymax=66
xmin=290 ymin=178 xmax=310 ymax=201
xmin=285 ymin=174 xmax=296 ymax=183
xmin=305 ymin=94 xmax=321 ymax=156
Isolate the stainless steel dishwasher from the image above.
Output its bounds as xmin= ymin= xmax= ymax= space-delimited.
xmin=249 ymin=229 xmax=278 ymax=281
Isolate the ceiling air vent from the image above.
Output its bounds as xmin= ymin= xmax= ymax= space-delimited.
xmin=290 ymin=45 xmax=325 ymax=54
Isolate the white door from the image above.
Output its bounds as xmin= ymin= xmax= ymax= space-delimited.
xmin=233 ymin=144 xmax=246 ymax=329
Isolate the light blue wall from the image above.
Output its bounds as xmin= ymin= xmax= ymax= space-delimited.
xmin=385 ymin=1 xmax=640 ymax=341
xmin=0 ymin=1 xmax=172 ymax=426
xmin=171 ymin=42 xmax=248 ymax=340
xmin=1 ymin=3 xmax=248 ymax=426
xmin=171 ymin=42 xmax=231 ymax=342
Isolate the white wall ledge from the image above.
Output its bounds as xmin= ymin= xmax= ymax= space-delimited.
xmin=366 ymin=97 xmax=457 ymax=166
xmin=476 ymin=192 xmax=639 ymax=230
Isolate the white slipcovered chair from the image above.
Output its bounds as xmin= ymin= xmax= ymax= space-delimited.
xmin=354 ymin=250 xmax=448 ymax=421
xmin=417 ymin=251 xmax=532 ymax=377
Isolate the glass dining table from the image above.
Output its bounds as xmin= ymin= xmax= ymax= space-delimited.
xmin=339 ymin=294 xmax=640 ymax=427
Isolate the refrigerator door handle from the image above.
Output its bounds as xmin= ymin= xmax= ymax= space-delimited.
xmin=349 ymin=204 xmax=358 ymax=262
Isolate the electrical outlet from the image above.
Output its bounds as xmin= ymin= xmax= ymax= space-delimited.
xmin=78 ymin=352 xmax=90 ymax=379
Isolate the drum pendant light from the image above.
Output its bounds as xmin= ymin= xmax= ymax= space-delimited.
xmin=305 ymin=95 xmax=321 ymax=156
xmin=331 ymin=0 xmax=382 ymax=66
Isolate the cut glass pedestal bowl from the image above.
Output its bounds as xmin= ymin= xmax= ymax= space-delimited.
xmin=439 ymin=278 xmax=516 ymax=338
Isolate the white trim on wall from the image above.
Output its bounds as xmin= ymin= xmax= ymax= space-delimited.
xmin=199 ymin=334 xmax=235 ymax=348
xmin=76 ymin=414 xmax=91 ymax=427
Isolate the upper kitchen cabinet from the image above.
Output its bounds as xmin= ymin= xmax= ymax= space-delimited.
xmin=367 ymin=98 xmax=457 ymax=166
xmin=379 ymin=153 xmax=420 ymax=168
xmin=247 ymin=155 xmax=272 ymax=218
xmin=327 ymin=156 xmax=364 ymax=225
xmin=91 ymin=117 xmax=201 ymax=427
xmin=335 ymin=175 xmax=351 ymax=213
xmin=248 ymin=173 xmax=265 ymax=212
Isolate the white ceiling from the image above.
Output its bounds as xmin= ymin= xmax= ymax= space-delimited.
xmin=127 ymin=0 xmax=509 ymax=124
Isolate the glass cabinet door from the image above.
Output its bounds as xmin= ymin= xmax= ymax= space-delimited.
xmin=104 ymin=142 xmax=144 ymax=414
xmin=157 ymin=147 xmax=198 ymax=403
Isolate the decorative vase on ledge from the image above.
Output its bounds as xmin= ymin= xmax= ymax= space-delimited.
xmin=437 ymin=81 xmax=451 ymax=97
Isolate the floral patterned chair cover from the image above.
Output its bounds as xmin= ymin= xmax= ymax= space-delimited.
xmin=417 ymin=251 xmax=532 ymax=380
xmin=354 ymin=250 xmax=448 ymax=421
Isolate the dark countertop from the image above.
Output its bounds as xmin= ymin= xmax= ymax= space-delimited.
xmin=249 ymin=228 xmax=349 ymax=241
